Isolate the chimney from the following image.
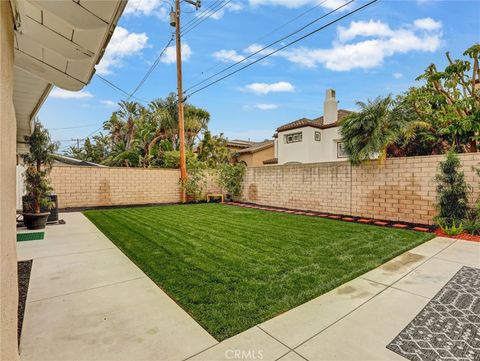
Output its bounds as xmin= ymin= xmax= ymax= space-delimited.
xmin=323 ymin=89 xmax=338 ymax=125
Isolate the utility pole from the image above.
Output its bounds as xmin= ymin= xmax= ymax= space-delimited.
xmin=71 ymin=138 xmax=85 ymax=151
xmin=172 ymin=0 xmax=200 ymax=203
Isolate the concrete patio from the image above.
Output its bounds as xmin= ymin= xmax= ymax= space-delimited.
xmin=18 ymin=212 xmax=479 ymax=361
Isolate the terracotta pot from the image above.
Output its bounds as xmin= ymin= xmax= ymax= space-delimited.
xmin=22 ymin=212 xmax=50 ymax=230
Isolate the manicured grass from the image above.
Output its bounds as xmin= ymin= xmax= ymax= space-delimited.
xmin=84 ymin=204 xmax=434 ymax=341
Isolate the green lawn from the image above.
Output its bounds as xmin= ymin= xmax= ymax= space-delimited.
xmin=84 ymin=204 xmax=433 ymax=340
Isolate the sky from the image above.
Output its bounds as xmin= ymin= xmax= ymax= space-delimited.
xmin=38 ymin=0 xmax=480 ymax=151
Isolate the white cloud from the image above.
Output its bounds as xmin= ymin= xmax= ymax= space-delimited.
xmin=393 ymin=72 xmax=403 ymax=79
xmin=207 ymin=2 xmax=243 ymax=20
xmin=101 ymin=100 xmax=117 ymax=107
xmin=212 ymin=49 xmax=244 ymax=63
xmin=124 ymin=0 xmax=168 ymax=19
xmin=248 ymin=0 xmax=350 ymax=11
xmin=161 ymin=43 xmax=192 ymax=64
xmin=212 ymin=43 xmax=272 ymax=64
xmin=280 ymin=18 xmax=442 ymax=71
xmin=244 ymin=81 xmax=295 ymax=94
xmin=255 ymin=103 xmax=279 ymax=110
xmin=337 ymin=20 xmax=393 ymax=42
xmin=96 ymin=26 xmax=148 ymax=75
xmin=50 ymin=88 xmax=93 ymax=99
xmin=413 ymin=17 xmax=442 ymax=31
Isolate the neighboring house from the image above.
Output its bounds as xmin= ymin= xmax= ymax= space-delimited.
xmin=1 ymin=1 xmax=127 ymax=359
xmin=226 ymin=139 xmax=256 ymax=153
xmin=53 ymin=154 xmax=105 ymax=167
xmin=235 ymin=140 xmax=275 ymax=167
xmin=272 ymin=89 xmax=353 ymax=165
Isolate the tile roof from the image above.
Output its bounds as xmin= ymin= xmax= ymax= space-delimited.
xmin=236 ymin=140 xmax=274 ymax=154
xmin=263 ymin=158 xmax=278 ymax=165
xmin=227 ymin=139 xmax=256 ymax=149
xmin=276 ymin=109 xmax=353 ymax=132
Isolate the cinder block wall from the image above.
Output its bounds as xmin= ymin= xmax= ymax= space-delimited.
xmin=50 ymin=166 xmax=182 ymax=208
xmin=50 ymin=166 xmax=223 ymax=209
xmin=241 ymin=153 xmax=480 ymax=225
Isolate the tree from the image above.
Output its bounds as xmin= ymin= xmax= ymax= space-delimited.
xmin=184 ymin=105 xmax=210 ymax=148
xmin=218 ymin=163 xmax=246 ymax=200
xmin=341 ymin=44 xmax=480 ymax=164
xmin=197 ymin=131 xmax=231 ymax=167
xmin=117 ymin=100 xmax=141 ymax=151
xmin=435 ymin=151 xmax=469 ymax=226
xmin=340 ymin=96 xmax=428 ymax=165
xmin=407 ymin=44 xmax=480 ymax=152
xmin=66 ymin=95 xmax=211 ymax=168
xmin=64 ymin=134 xmax=109 ymax=164
xmin=21 ymin=120 xmax=57 ymax=213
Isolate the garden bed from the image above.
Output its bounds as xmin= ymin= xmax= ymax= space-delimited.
xmin=434 ymin=229 xmax=480 ymax=242
xmin=84 ymin=203 xmax=434 ymax=341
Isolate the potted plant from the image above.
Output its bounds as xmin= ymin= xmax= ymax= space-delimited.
xmin=21 ymin=121 xmax=57 ymax=230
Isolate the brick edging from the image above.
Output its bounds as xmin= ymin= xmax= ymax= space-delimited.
xmin=225 ymin=201 xmax=434 ymax=233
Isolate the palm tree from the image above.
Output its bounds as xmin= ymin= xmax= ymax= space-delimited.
xmin=103 ymin=112 xmax=124 ymax=146
xmin=184 ymin=105 xmax=210 ymax=148
xmin=117 ymin=100 xmax=141 ymax=151
xmin=340 ymin=96 xmax=430 ymax=165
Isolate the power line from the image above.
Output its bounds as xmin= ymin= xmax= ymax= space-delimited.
xmin=181 ymin=0 xmax=223 ymax=30
xmin=49 ymin=123 xmax=99 ymax=131
xmin=127 ymin=33 xmax=175 ymax=100
xmin=95 ymin=74 xmax=148 ymax=103
xmin=186 ymin=0 xmax=378 ymax=98
xmin=197 ymin=0 xmax=330 ymax=77
xmin=180 ymin=0 xmax=220 ymax=29
xmin=182 ymin=0 xmax=231 ymax=36
xmin=183 ymin=1 xmax=230 ymax=35
xmin=184 ymin=0 xmax=354 ymax=94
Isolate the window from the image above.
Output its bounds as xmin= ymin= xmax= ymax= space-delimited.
xmin=284 ymin=132 xmax=302 ymax=144
xmin=314 ymin=131 xmax=321 ymax=141
xmin=337 ymin=142 xmax=348 ymax=158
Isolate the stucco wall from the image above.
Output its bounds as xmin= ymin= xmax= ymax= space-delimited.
xmin=241 ymin=153 xmax=480 ymax=225
xmin=237 ymin=146 xmax=274 ymax=167
xmin=277 ymin=126 xmax=345 ymax=165
xmin=0 ymin=2 xmax=20 ymax=360
xmin=49 ymin=166 xmax=222 ymax=209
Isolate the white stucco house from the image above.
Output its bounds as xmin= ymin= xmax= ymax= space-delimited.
xmin=267 ymin=89 xmax=353 ymax=165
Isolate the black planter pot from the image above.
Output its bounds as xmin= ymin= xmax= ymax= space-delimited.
xmin=22 ymin=194 xmax=58 ymax=223
xmin=23 ymin=212 xmax=50 ymax=230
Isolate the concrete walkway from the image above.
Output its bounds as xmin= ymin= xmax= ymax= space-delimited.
xmin=18 ymin=213 xmax=479 ymax=361
xmin=17 ymin=213 xmax=217 ymax=361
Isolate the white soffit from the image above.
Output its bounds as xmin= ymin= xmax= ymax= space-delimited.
xmin=13 ymin=66 xmax=51 ymax=150
xmin=11 ymin=0 xmax=127 ymax=91
xmin=11 ymin=0 xmax=127 ymax=152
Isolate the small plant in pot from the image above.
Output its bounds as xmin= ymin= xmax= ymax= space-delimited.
xmin=21 ymin=121 xmax=57 ymax=230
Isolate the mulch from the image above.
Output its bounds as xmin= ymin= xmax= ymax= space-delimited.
xmin=17 ymin=260 xmax=33 ymax=346
xmin=434 ymin=229 xmax=480 ymax=243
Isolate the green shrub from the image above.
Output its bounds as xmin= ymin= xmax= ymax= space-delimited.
xmin=434 ymin=151 xmax=469 ymax=227
xmin=218 ymin=163 xmax=246 ymax=200
xmin=181 ymin=157 xmax=208 ymax=202
xmin=463 ymin=218 xmax=480 ymax=235
xmin=160 ymin=150 xmax=195 ymax=168
xmin=438 ymin=219 xmax=463 ymax=236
